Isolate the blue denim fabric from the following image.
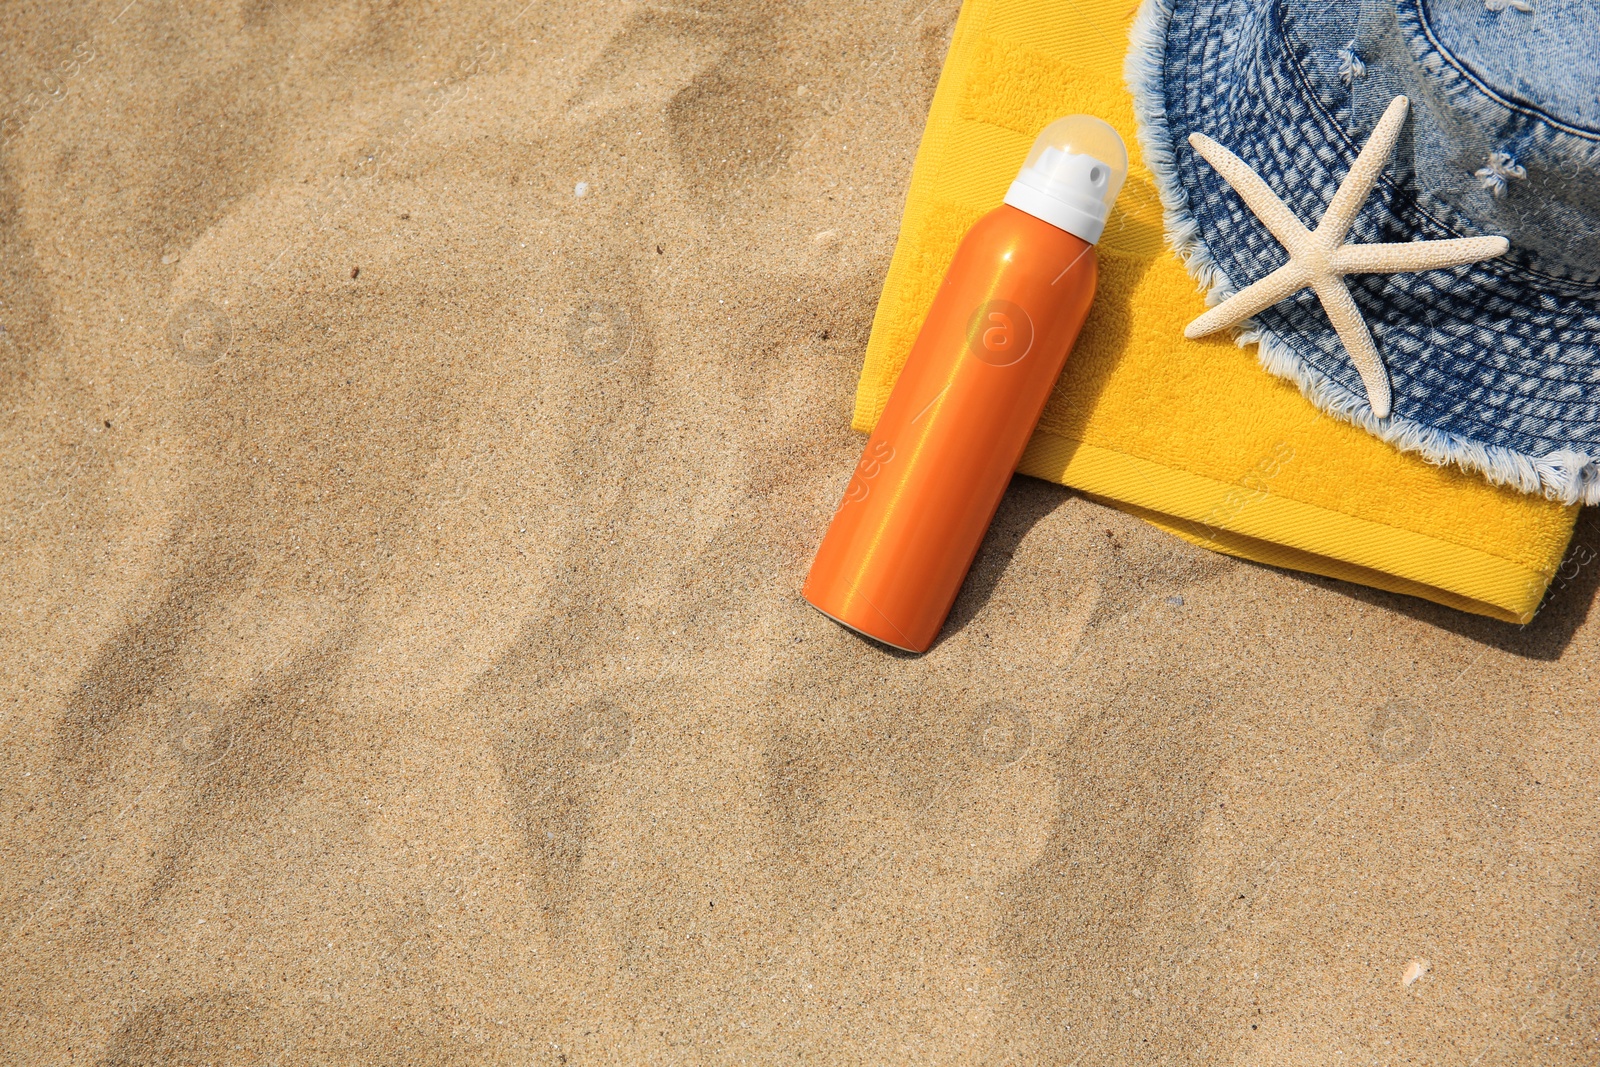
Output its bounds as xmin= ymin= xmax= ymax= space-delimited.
xmin=1134 ymin=0 xmax=1600 ymax=501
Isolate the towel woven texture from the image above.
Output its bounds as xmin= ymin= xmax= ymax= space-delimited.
xmin=853 ymin=0 xmax=1579 ymax=623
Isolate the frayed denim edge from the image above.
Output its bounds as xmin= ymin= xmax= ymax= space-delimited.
xmin=1247 ymin=325 xmax=1600 ymax=505
xmin=1123 ymin=0 xmax=1600 ymax=506
xmin=1125 ymin=0 xmax=1237 ymax=302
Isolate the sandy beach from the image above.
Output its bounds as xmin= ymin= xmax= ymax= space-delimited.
xmin=2 ymin=0 xmax=1597 ymax=1062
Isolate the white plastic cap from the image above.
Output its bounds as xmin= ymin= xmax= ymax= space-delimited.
xmin=1003 ymin=115 xmax=1128 ymax=244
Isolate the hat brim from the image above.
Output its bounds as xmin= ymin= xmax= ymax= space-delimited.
xmin=1126 ymin=0 xmax=1600 ymax=505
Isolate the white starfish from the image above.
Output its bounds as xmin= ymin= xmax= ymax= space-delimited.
xmin=1183 ymin=96 xmax=1509 ymax=419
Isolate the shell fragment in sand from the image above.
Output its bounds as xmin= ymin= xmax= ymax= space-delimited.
xmin=1402 ymin=957 xmax=1431 ymax=987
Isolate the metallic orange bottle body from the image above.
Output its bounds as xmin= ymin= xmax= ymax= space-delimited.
xmin=803 ymin=204 xmax=1099 ymax=652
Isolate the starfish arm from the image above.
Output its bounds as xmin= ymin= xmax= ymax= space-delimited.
xmin=1317 ymin=95 xmax=1410 ymax=249
xmin=1312 ymin=275 xmax=1393 ymax=419
xmin=1188 ymin=133 xmax=1312 ymax=252
xmin=1184 ymin=263 xmax=1309 ymax=338
xmin=1333 ymin=235 xmax=1509 ymax=275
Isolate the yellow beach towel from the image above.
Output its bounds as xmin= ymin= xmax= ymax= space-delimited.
xmin=854 ymin=0 xmax=1579 ymax=623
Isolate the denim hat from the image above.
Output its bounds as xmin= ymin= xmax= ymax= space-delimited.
xmin=1127 ymin=0 xmax=1600 ymax=503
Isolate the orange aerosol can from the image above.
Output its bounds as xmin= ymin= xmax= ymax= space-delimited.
xmin=804 ymin=116 xmax=1128 ymax=652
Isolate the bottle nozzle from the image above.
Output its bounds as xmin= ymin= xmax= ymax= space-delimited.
xmin=1003 ymin=115 xmax=1128 ymax=244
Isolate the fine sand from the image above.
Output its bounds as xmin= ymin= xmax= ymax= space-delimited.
xmin=2 ymin=1 xmax=1597 ymax=1063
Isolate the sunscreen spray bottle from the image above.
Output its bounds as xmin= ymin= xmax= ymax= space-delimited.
xmin=803 ymin=116 xmax=1128 ymax=652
